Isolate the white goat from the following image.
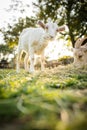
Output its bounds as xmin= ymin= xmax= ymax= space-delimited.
xmin=16 ymin=19 xmax=65 ymax=73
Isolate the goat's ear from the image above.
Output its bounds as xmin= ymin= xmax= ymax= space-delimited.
xmin=37 ymin=21 xmax=45 ymax=29
xmin=57 ymin=25 xmax=65 ymax=32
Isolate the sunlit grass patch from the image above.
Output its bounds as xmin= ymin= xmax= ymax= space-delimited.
xmin=64 ymin=78 xmax=79 ymax=88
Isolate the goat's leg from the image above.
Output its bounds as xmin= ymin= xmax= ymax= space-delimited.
xmin=24 ymin=53 xmax=29 ymax=72
xmin=16 ymin=50 xmax=22 ymax=73
xmin=41 ymin=52 xmax=45 ymax=71
xmin=29 ymin=54 xmax=35 ymax=73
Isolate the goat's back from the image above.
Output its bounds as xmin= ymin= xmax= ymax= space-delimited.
xmin=18 ymin=27 xmax=45 ymax=52
xmin=20 ymin=27 xmax=45 ymax=42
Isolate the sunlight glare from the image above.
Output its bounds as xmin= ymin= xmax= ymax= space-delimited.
xmin=45 ymin=39 xmax=73 ymax=61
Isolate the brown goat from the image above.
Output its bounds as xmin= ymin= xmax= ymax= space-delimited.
xmin=73 ymin=37 xmax=87 ymax=68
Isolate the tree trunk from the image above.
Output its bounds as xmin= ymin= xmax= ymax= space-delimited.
xmin=68 ymin=27 xmax=75 ymax=48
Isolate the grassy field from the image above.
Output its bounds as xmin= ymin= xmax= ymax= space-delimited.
xmin=0 ymin=64 xmax=87 ymax=130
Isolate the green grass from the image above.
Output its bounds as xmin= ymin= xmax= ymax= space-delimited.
xmin=0 ymin=64 xmax=87 ymax=130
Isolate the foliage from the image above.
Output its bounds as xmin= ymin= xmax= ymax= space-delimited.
xmin=58 ymin=56 xmax=74 ymax=65
xmin=33 ymin=0 xmax=60 ymax=21
xmin=0 ymin=44 xmax=13 ymax=54
xmin=0 ymin=65 xmax=87 ymax=130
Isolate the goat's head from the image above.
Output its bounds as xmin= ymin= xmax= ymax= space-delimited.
xmin=73 ymin=37 xmax=87 ymax=67
xmin=74 ymin=37 xmax=87 ymax=56
xmin=74 ymin=47 xmax=87 ymax=60
xmin=38 ymin=18 xmax=65 ymax=39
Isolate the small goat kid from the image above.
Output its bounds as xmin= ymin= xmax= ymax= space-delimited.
xmin=16 ymin=19 xmax=65 ymax=73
